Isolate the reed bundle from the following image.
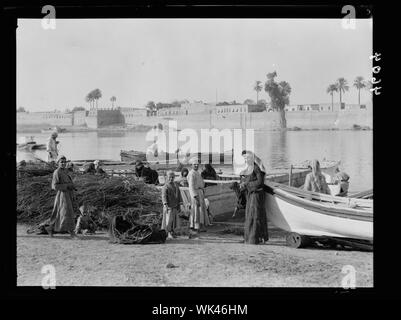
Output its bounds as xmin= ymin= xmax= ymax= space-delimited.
xmin=17 ymin=173 xmax=163 ymax=228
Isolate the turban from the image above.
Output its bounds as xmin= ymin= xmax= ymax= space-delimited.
xmin=189 ymin=157 xmax=200 ymax=165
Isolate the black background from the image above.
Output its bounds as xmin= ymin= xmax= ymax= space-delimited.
xmin=1 ymin=0 xmax=398 ymax=307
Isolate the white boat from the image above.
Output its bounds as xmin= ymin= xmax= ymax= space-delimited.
xmin=264 ymin=181 xmax=373 ymax=246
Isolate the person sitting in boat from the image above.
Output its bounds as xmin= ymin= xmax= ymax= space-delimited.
xmin=333 ymin=167 xmax=350 ymax=197
xmin=135 ymin=160 xmax=159 ymax=184
xmin=178 ymin=167 xmax=189 ymax=187
xmin=46 ymin=132 xmax=59 ymax=163
xmin=240 ymin=150 xmax=269 ymax=244
xmin=304 ymin=159 xmax=331 ymax=195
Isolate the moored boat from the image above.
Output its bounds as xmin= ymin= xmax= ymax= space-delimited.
xmin=178 ymin=161 xmax=340 ymax=219
xmin=120 ymin=149 xmax=235 ymax=170
xmin=41 ymin=126 xmax=67 ymax=134
xmin=263 ymin=181 xmax=373 ymax=244
xmin=17 ymin=136 xmax=46 ymax=151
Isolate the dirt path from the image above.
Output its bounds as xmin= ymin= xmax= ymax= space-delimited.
xmin=17 ymin=223 xmax=373 ymax=287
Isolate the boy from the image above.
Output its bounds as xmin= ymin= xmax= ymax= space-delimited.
xmin=161 ymin=171 xmax=183 ymax=239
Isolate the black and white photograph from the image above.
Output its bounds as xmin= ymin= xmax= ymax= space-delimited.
xmin=12 ymin=5 xmax=376 ymax=292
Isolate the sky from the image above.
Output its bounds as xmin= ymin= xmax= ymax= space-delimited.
xmin=17 ymin=19 xmax=373 ymax=112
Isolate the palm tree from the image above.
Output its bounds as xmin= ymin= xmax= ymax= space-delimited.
xmin=92 ymin=89 xmax=102 ymax=109
xmin=353 ymin=76 xmax=366 ymax=105
xmin=253 ymin=81 xmax=263 ymax=104
xmin=110 ymin=96 xmax=116 ymax=108
xmin=326 ymin=84 xmax=338 ymax=110
xmin=336 ymin=78 xmax=349 ymax=105
xmin=264 ymin=71 xmax=291 ymax=128
xmin=85 ymin=91 xmax=94 ymax=109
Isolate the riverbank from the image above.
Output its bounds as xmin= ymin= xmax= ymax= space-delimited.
xmin=17 ymin=124 xmax=153 ymax=133
xmin=17 ymin=223 xmax=373 ymax=287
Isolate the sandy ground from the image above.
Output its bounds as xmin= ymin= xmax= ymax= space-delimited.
xmin=17 ymin=223 xmax=373 ymax=287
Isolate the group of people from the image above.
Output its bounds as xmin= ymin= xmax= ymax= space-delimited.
xmin=44 ymin=130 xmax=349 ymax=244
xmin=160 ymin=151 xmax=269 ymax=244
xmin=161 ymin=157 xmax=214 ymax=239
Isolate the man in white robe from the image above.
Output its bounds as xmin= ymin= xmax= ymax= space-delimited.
xmin=46 ymin=132 xmax=59 ymax=163
xmin=187 ymin=157 xmax=210 ymax=237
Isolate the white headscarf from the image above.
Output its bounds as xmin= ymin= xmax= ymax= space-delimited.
xmin=240 ymin=151 xmax=266 ymax=175
xmin=189 ymin=157 xmax=200 ymax=165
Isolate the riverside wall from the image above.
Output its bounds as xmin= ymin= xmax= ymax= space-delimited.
xmin=17 ymin=108 xmax=373 ymax=131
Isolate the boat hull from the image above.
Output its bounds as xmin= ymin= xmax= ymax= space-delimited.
xmin=264 ymin=185 xmax=373 ymax=240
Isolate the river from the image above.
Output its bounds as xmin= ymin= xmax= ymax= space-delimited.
xmin=16 ymin=130 xmax=372 ymax=192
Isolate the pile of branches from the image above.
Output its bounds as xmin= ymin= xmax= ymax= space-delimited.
xmin=17 ymin=173 xmax=163 ymax=229
xmin=17 ymin=160 xmax=57 ymax=178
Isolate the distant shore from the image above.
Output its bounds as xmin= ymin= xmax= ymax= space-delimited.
xmin=17 ymin=124 xmax=154 ymax=134
xmin=17 ymin=124 xmax=372 ymax=134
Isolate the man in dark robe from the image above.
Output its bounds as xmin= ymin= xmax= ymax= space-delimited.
xmin=46 ymin=155 xmax=78 ymax=238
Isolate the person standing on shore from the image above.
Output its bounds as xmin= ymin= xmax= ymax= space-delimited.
xmin=46 ymin=155 xmax=78 ymax=238
xmin=46 ymin=132 xmax=59 ymax=163
xmin=187 ymin=157 xmax=211 ymax=237
xmin=240 ymin=150 xmax=269 ymax=244
xmin=161 ymin=171 xmax=183 ymax=239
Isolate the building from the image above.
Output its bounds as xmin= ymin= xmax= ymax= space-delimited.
xmin=120 ymin=107 xmax=148 ymax=123
xmin=285 ymin=103 xmax=368 ymax=112
xmin=216 ymin=104 xmax=266 ymax=114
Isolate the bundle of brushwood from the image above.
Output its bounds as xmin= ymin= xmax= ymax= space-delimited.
xmin=17 ymin=160 xmax=57 ymax=178
xmin=17 ymin=173 xmax=163 ymax=230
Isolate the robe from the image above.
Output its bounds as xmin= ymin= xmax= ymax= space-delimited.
xmin=46 ymin=138 xmax=58 ymax=162
xmin=187 ymin=169 xmax=210 ymax=230
xmin=48 ymin=168 xmax=77 ymax=232
xmin=161 ymin=182 xmax=182 ymax=232
xmin=243 ymin=164 xmax=268 ymax=244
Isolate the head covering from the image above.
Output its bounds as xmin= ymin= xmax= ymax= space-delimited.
xmin=311 ymin=159 xmax=322 ymax=177
xmin=189 ymin=157 xmax=200 ymax=165
xmin=166 ymin=170 xmax=175 ymax=178
xmin=94 ymin=160 xmax=100 ymax=166
xmin=241 ymin=150 xmax=266 ymax=174
xmin=310 ymin=159 xmax=326 ymax=191
xmin=336 ymin=171 xmax=350 ymax=182
xmin=181 ymin=167 xmax=189 ymax=177
xmin=135 ymin=160 xmax=143 ymax=166
xmin=57 ymin=155 xmax=66 ymax=164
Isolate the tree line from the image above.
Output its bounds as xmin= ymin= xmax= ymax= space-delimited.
xmin=326 ymin=76 xmax=370 ymax=108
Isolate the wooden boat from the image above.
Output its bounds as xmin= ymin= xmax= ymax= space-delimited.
xmin=263 ymin=181 xmax=373 ymax=246
xmin=41 ymin=126 xmax=67 ymax=134
xmin=120 ymin=149 xmax=234 ymax=170
xmin=177 ymin=161 xmax=340 ymax=219
xmin=349 ymin=189 xmax=373 ymax=199
xmin=17 ymin=136 xmax=46 ymax=151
